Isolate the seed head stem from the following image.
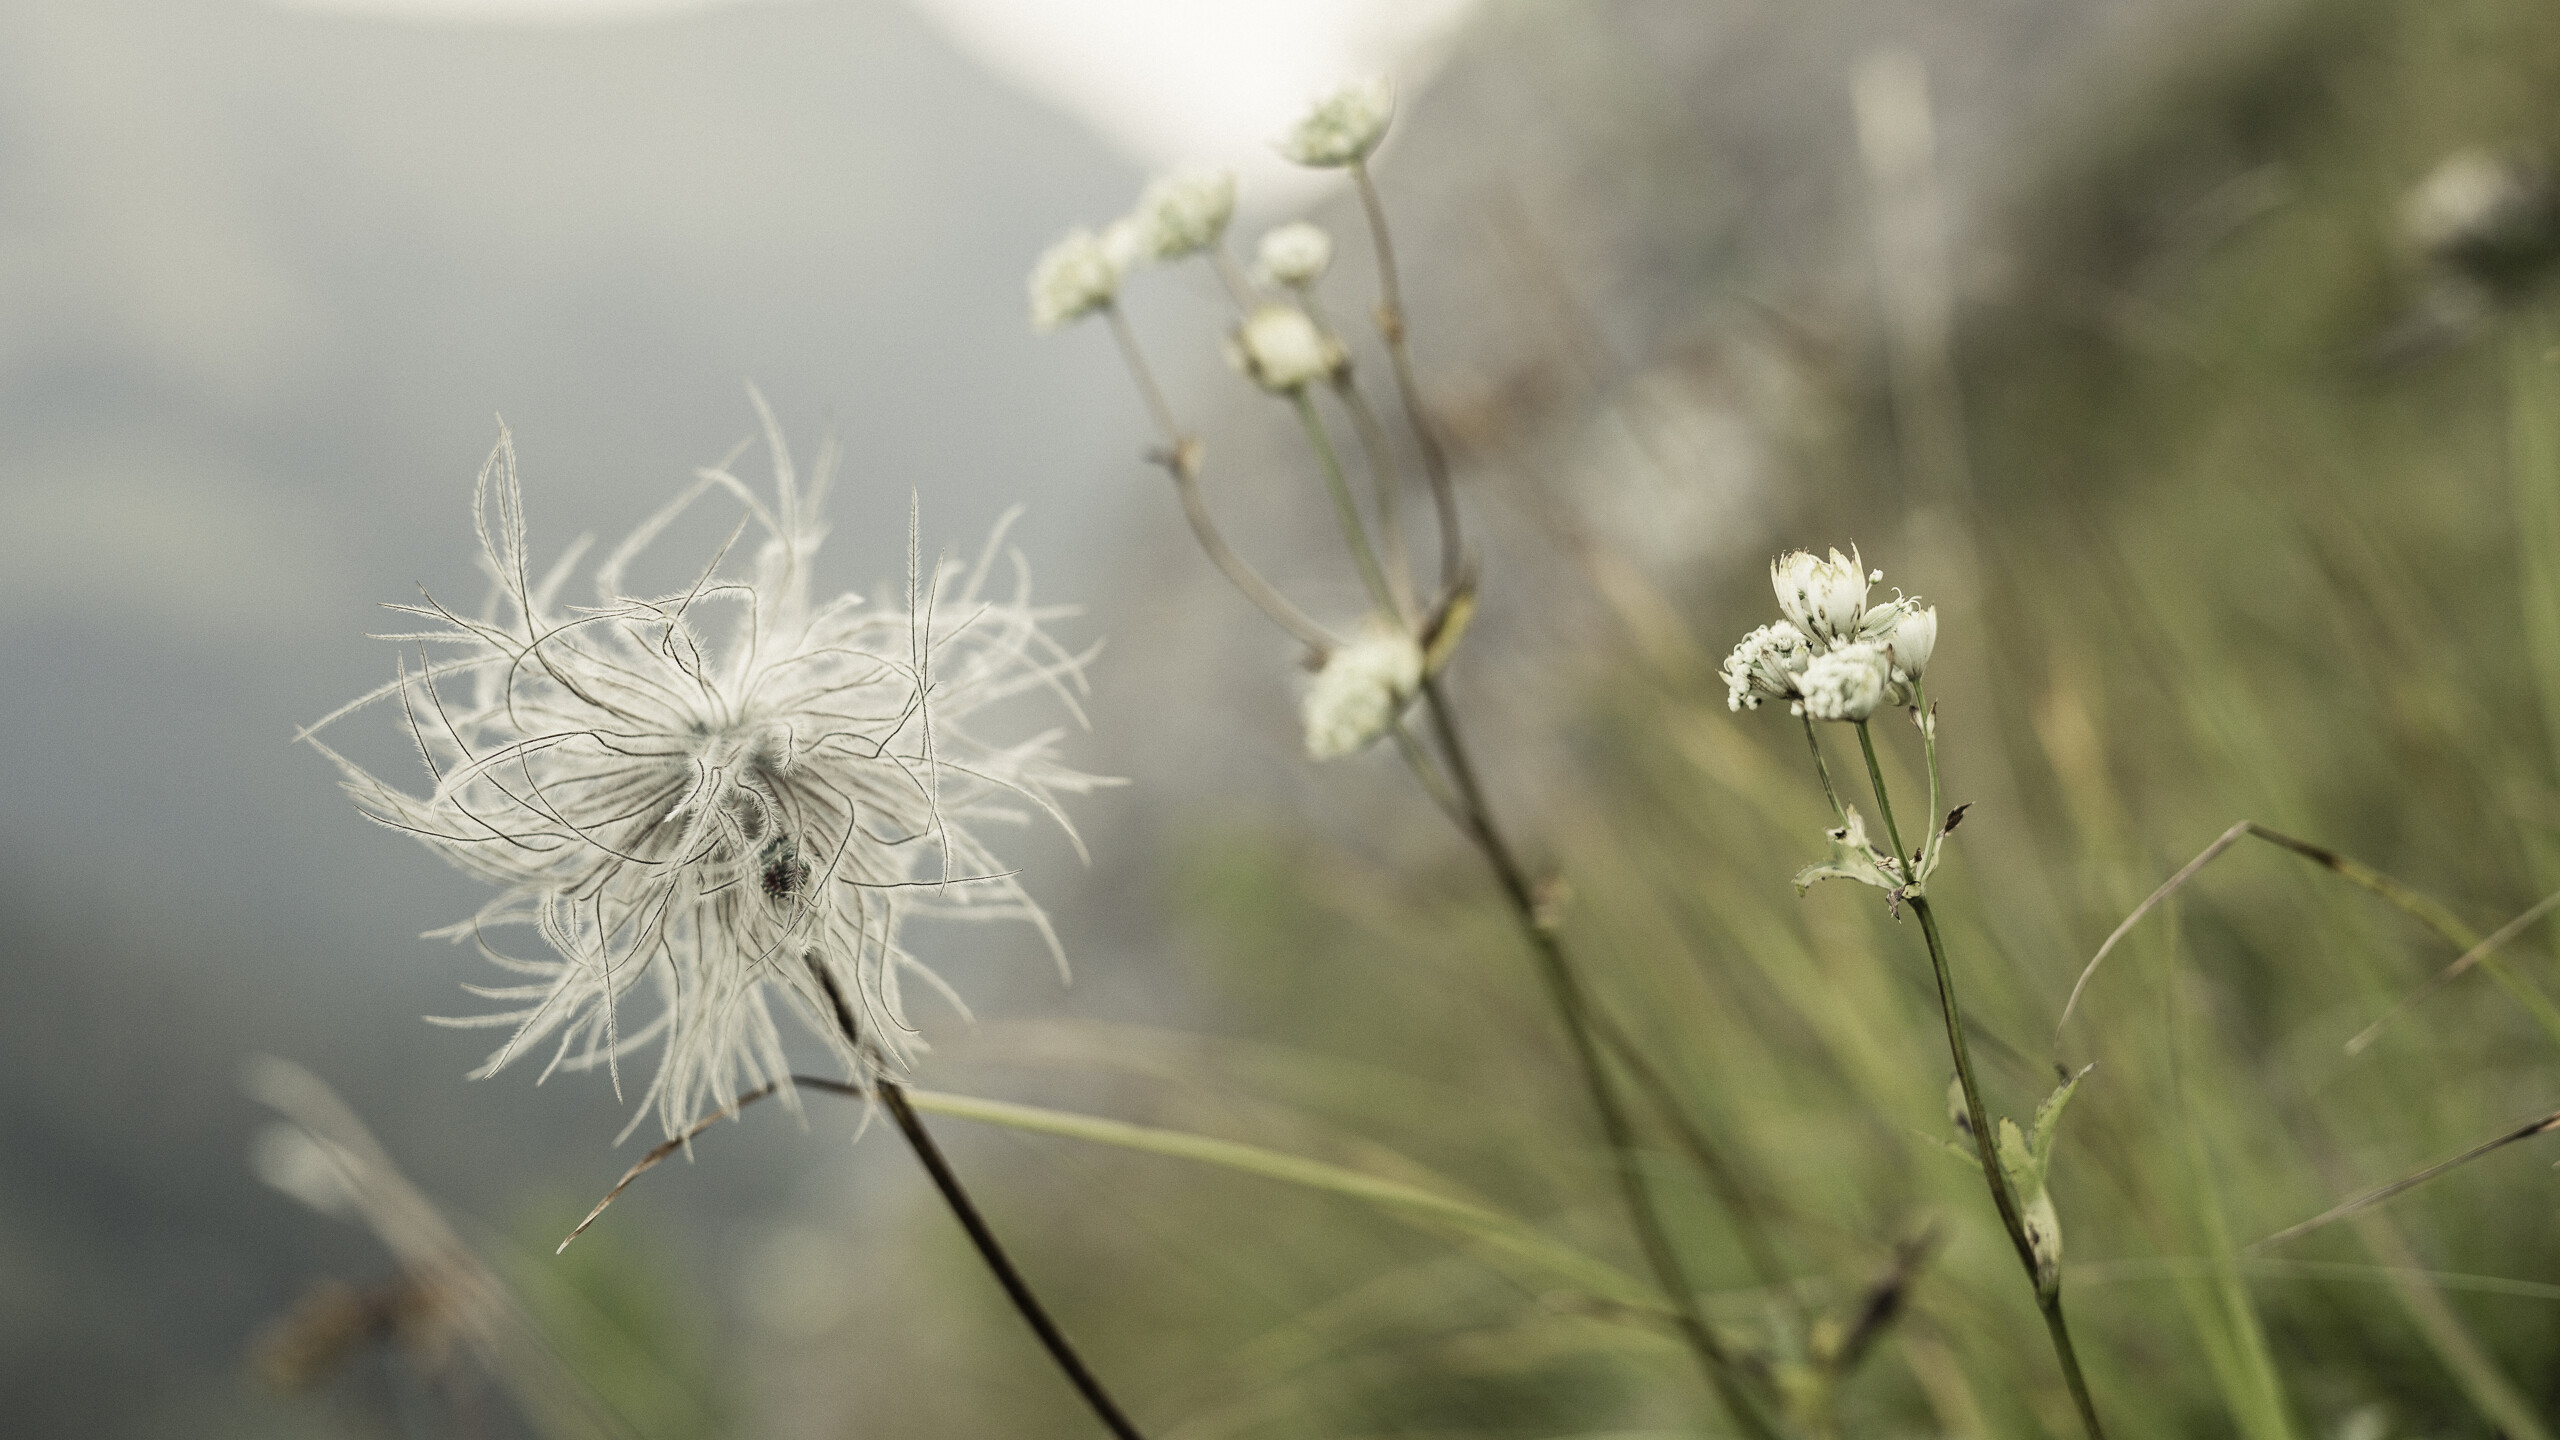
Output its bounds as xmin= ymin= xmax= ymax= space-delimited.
xmin=812 ymin=960 xmax=1149 ymax=1440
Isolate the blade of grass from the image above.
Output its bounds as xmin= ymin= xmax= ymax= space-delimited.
xmin=2250 ymin=1108 xmax=2560 ymax=1250
xmin=2058 ymin=822 xmax=2560 ymax=1057
xmin=901 ymin=1087 xmax=1658 ymax=1312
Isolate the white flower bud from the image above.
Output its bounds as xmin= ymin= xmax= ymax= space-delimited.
xmin=1027 ymin=228 xmax=1121 ymax=332
xmin=1256 ymin=222 xmax=1334 ymax=287
xmin=1279 ymin=76 xmax=1394 ymax=168
xmin=1885 ymin=604 xmax=1936 ymax=682
xmin=1133 ymin=168 xmax=1236 ymax=262
xmin=1226 ymin=303 xmax=1345 ymax=392
xmin=1303 ymin=620 xmax=1424 ymax=759
xmin=1770 ymin=545 xmax=1874 ymax=647
xmin=1720 ymin=620 xmax=1811 ymax=712
xmin=1099 ymin=216 xmax=1147 ymax=274
xmin=1798 ymin=642 xmax=1889 ymax=722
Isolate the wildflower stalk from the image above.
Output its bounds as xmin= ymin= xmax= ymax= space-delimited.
xmin=1851 ymin=721 xmax=2106 ymax=1440
xmin=1413 ymin=680 xmax=1784 ymax=1440
xmin=1341 ymin=154 xmax=1775 ymax=1427
xmin=1587 ymin=1006 xmax=1801 ymax=1311
xmin=1291 ymin=389 xmax=1402 ymax=619
xmin=812 ymin=962 xmax=1149 ymax=1440
xmin=1350 ymin=161 xmax=1462 ymax=593
xmin=1332 ymin=378 xmax=1419 ymax=622
xmin=1106 ymin=306 xmax=1334 ymax=651
xmin=1801 ymin=716 xmax=1847 ymax=825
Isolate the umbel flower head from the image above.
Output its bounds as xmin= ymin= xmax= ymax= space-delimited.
xmin=1798 ymin=643 xmax=1890 ymax=722
xmin=1727 ymin=544 xmax=1933 ymax=717
xmin=303 ymin=400 xmax=1102 ymax=1139
xmin=1027 ymin=227 xmax=1124 ymax=331
xmin=1279 ymin=76 xmax=1394 ymax=168
xmin=1302 ymin=618 xmax=1423 ymax=759
xmin=1131 ymin=168 xmax=1237 ymax=262
xmin=1227 ymin=303 xmax=1346 ymax=392
xmin=1256 ymin=222 xmax=1333 ymax=287
xmin=1721 ymin=621 xmax=1811 ymax=712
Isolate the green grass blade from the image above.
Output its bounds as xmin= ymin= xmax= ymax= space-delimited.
xmin=902 ymin=1088 xmax=1659 ymax=1311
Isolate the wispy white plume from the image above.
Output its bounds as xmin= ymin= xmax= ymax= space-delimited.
xmin=304 ymin=395 xmax=1104 ymax=1139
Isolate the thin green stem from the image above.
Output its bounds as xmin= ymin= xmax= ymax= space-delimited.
xmin=2041 ymin=1302 xmax=2106 ymax=1439
xmin=1293 ymin=389 xmax=1400 ymax=618
xmin=1333 ymin=377 xmax=1418 ymax=623
xmin=1350 ymin=161 xmax=1462 ymax=596
xmin=1415 ymin=679 xmax=1783 ymax=1440
xmin=1104 ymin=303 xmax=1183 ymax=442
xmin=809 ymin=961 xmax=1149 ymax=1440
xmin=1210 ymin=248 xmax=1257 ymax=310
xmin=1104 ymin=306 xmax=1334 ymax=652
xmin=1912 ymin=893 xmax=2106 ymax=1439
xmin=1853 ymin=721 xmax=1910 ymax=872
xmin=1800 ymin=716 xmax=1847 ymax=826
xmin=1847 ymin=725 xmax=2103 ymax=1435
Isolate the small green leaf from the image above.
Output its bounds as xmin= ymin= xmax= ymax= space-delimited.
xmin=1794 ymin=805 xmax=1900 ymax=894
xmin=1915 ymin=1129 xmax=1982 ymax=1167
xmin=1996 ymin=1116 xmax=2039 ymax=1195
xmin=2032 ymin=1063 xmax=2095 ymax=1169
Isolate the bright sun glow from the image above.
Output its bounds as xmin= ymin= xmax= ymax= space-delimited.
xmin=269 ymin=0 xmax=1475 ymax=200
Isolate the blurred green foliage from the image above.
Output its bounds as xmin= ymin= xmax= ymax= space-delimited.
xmin=957 ymin=0 xmax=2560 ymax=1435
xmin=311 ymin=1 xmax=2560 ymax=1434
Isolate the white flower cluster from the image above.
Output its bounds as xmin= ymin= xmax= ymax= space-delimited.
xmin=1724 ymin=545 xmax=1936 ymax=720
xmin=1279 ymin=76 xmax=1394 ymax=168
xmin=307 ymin=409 xmax=1101 ymax=1138
xmin=1302 ymin=619 xmax=1423 ymax=759
xmin=1256 ymin=222 xmax=1333 ymax=287
xmin=1025 ymin=169 xmax=1238 ymax=332
xmin=1028 ymin=228 xmax=1123 ymax=332
xmin=1132 ymin=168 xmax=1237 ymax=263
xmin=1026 ymin=77 xmax=1393 ymax=383
xmin=1227 ymin=303 xmax=1346 ymax=392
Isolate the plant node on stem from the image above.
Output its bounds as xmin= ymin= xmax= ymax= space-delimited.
xmin=1854 ymin=730 xmax=2106 ymax=1440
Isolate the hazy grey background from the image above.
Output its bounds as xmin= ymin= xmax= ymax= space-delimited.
xmin=0 ymin=0 xmax=2207 ymax=1433
xmin=0 ymin=2 xmax=1157 ymax=1430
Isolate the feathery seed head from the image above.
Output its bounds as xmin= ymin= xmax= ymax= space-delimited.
xmin=306 ymin=402 xmax=1102 ymax=1139
xmin=1028 ymin=227 xmax=1123 ymax=331
xmin=1132 ymin=169 xmax=1237 ymax=262
xmin=1226 ymin=303 xmax=1345 ymax=392
xmin=1303 ymin=619 xmax=1423 ymax=759
xmin=1798 ymin=642 xmax=1891 ymax=722
xmin=1255 ymin=223 xmax=1334 ymax=288
xmin=1279 ymin=76 xmax=1394 ymax=168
